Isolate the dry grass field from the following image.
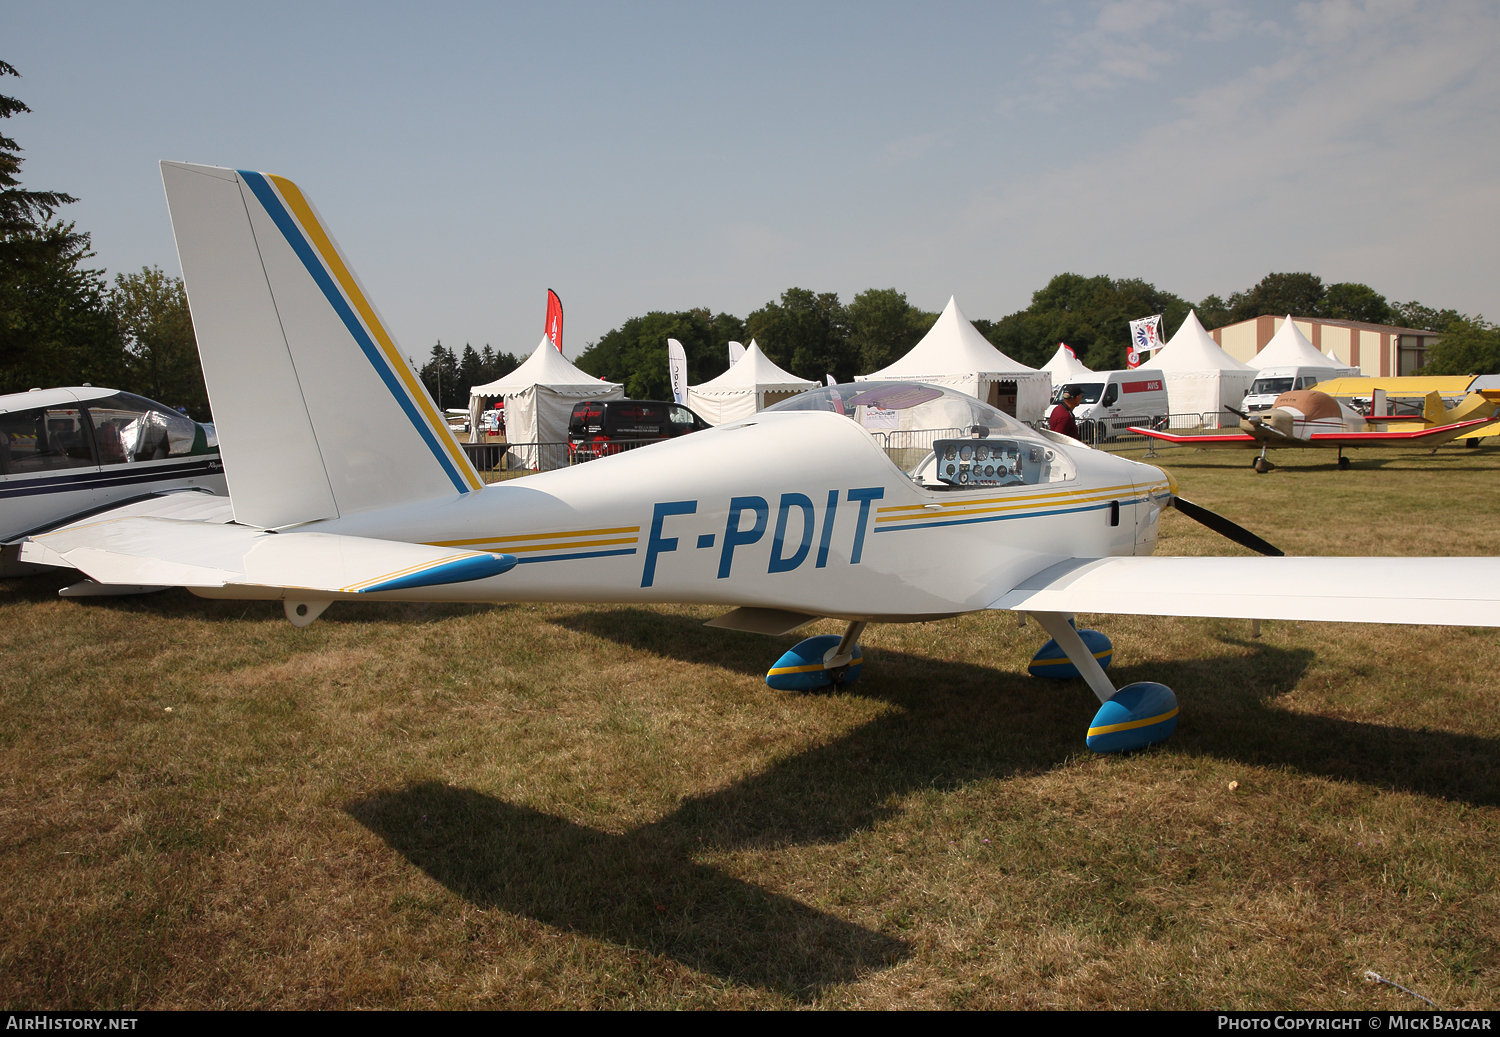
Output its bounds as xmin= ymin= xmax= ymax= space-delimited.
xmin=3 ymin=445 xmax=1499 ymax=1009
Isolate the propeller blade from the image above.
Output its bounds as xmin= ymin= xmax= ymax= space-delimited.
xmin=1223 ymin=404 xmax=1251 ymax=421
xmin=1171 ymin=496 xmax=1284 ymax=557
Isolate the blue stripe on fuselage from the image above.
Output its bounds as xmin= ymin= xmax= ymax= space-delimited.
xmin=875 ymin=496 xmax=1149 ymax=533
xmin=0 ymin=459 xmax=222 ymax=499
xmin=514 ymin=548 xmax=639 ymax=565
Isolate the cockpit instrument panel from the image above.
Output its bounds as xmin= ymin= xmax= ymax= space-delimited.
xmin=930 ymin=438 xmax=1048 ymax=488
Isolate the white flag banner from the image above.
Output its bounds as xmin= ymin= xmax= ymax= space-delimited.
xmin=727 ymin=340 xmax=746 ymax=366
xmin=667 ymin=339 xmax=688 ymax=405
xmin=826 ymin=374 xmax=837 ymax=386
xmin=1127 ymin=315 xmax=1163 ymax=370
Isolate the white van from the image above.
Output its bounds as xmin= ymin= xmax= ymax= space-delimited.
xmin=1050 ymin=369 xmax=1169 ymax=441
xmin=1242 ymin=367 xmax=1330 ymax=413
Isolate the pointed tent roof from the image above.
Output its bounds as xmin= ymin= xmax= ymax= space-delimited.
xmin=470 ymin=337 xmax=622 ymax=397
xmin=1252 ymin=315 xmax=1353 ymax=372
xmin=1151 ymin=310 xmax=1254 ymax=372
xmin=1041 ymin=343 xmax=1093 ymax=379
xmin=866 ymin=297 xmax=1038 ymax=378
xmin=690 ymin=340 xmax=816 ymax=395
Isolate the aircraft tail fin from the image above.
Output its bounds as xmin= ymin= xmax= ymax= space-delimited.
xmin=160 ymin=162 xmax=481 ymax=530
xmin=1422 ymin=390 xmax=1449 ymax=426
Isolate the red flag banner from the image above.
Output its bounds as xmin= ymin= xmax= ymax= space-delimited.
xmin=545 ymin=289 xmax=563 ymax=352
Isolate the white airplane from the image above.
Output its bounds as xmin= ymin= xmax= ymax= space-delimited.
xmin=18 ymin=162 xmax=1500 ymax=753
xmin=0 ymin=385 xmax=226 ymax=579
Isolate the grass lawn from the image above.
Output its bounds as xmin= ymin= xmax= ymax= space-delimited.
xmin=2 ymin=445 xmax=1498 ymax=1009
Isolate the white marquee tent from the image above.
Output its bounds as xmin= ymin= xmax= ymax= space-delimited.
xmin=686 ymin=339 xmax=817 ymax=425
xmin=1149 ymin=310 xmax=1257 ymax=419
xmin=859 ymin=297 xmax=1052 ymax=420
xmin=1252 ymin=315 xmax=1358 ymax=376
xmin=468 ymin=337 xmax=623 ymax=469
xmin=1041 ymin=343 xmax=1093 ymax=381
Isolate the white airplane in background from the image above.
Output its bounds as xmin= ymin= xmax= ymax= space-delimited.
xmin=0 ymin=385 xmax=225 ymax=579
xmin=18 ymin=162 xmax=1500 ymax=754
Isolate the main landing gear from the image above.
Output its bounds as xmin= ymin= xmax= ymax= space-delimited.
xmin=765 ymin=620 xmax=866 ymax=692
xmin=763 ymin=614 xmax=1179 ymax=754
xmin=1026 ymin=612 xmax=1178 ymax=753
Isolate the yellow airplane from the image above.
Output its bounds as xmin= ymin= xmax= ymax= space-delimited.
xmin=1132 ymin=388 xmax=1494 ymax=472
xmin=1314 ymin=377 xmax=1500 ymax=442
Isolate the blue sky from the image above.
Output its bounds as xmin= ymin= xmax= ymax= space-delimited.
xmin=6 ymin=0 xmax=1497 ymax=359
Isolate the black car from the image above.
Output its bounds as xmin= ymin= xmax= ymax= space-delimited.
xmin=567 ymin=400 xmax=711 ymax=461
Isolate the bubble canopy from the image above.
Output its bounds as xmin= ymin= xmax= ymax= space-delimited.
xmin=765 ymin=381 xmax=1040 ymax=439
xmin=765 ymin=381 xmax=1074 ymax=488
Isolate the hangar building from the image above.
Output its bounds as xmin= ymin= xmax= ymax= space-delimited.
xmin=1210 ymin=315 xmax=1443 ymax=378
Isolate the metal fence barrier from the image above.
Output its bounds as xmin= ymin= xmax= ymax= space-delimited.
xmin=866 ymin=426 xmax=965 ymax=473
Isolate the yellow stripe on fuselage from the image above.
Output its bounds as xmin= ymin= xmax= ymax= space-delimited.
xmin=476 ymin=537 xmax=639 ymax=554
xmin=875 ymin=483 xmax=1139 ymax=526
xmin=267 ymin=175 xmax=482 ymax=492
xmin=430 ymin=526 xmax=641 ymax=548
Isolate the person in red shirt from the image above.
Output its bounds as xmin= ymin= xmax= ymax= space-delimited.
xmin=1049 ymin=385 xmax=1083 ymax=440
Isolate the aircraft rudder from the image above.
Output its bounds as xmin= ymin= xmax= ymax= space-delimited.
xmin=163 ymin=161 xmax=481 ymax=526
xmin=237 ymin=170 xmax=481 ymax=497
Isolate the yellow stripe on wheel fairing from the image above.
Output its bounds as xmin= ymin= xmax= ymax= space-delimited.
xmin=1087 ymin=707 xmax=1180 ymax=737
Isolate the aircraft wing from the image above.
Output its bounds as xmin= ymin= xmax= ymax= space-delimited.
xmin=1128 ymin=428 xmax=1257 ymax=446
xmin=1304 ymin=418 xmax=1495 ymax=447
xmin=19 ymin=505 xmax=515 ymax=595
xmin=992 ymin=556 xmax=1500 ymax=626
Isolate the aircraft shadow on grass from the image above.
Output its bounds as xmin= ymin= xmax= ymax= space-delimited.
xmin=560 ymin=608 xmax=1500 ymax=812
xmin=347 ymin=607 xmax=1499 ymax=996
xmin=345 ymin=782 xmax=910 ymax=999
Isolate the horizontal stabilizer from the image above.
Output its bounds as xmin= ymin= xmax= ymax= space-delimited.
xmin=994 ymin=556 xmax=1500 ymax=627
xmin=21 ymin=517 xmax=514 ymax=597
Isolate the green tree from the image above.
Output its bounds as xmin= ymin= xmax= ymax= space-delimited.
xmin=420 ymin=341 xmax=460 ymax=408
xmin=1226 ymin=272 xmax=1325 ymax=323
xmin=111 ymin=266 xmax=208 ymax=418
xmin=977 ymin=274 xmax=1187 ymax=371
xmin=745 ymin=288 xmax=854 ymax=383
xmin=1390 ymin=300 xmax=1462 ymax=333
xmin=0 ymin=221 xmax=124 ymax=394
xmin=575 ymin=308 xmax=744 ymax=399
xmin=477 ymin=344 xmax=520 ymax=385
xmin=0 ymin=61 xmax=74 ymax=243
xmin=1417 ymin=316 xmax=1500 ymax=375
xmin=846 ymin=288 xmax=936 ymax=373
xmin=1194 ymin=294 xmax=1232 ymax=330
xmin=1322 ymin=282 xmax=1391 ymax=324
xmin=458 ymin=343 xmax=483 ymax=396
xmin=0 ymin=63 xmax=125 ymax=394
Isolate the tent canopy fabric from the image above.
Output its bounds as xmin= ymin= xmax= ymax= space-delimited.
xmin=1151 ymin=311 xmax=1253 ymax=373
xmin=468 ymin=337 xmax=623 ymax=467
xmin=686 ymin=339 xmax=817 ymax=425
xmin=858 ymin=296 xmax=1053 ymax=420
xmin=470 ymin=336 xmax=622 ymax=398
xmin=1253 ymin=315 xmax=1358 ymax=375
xmin=1148 ymin=310 xmax=1256 ymax=419
xmin=1041 ymin=344 xmax=1093 ymax=380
